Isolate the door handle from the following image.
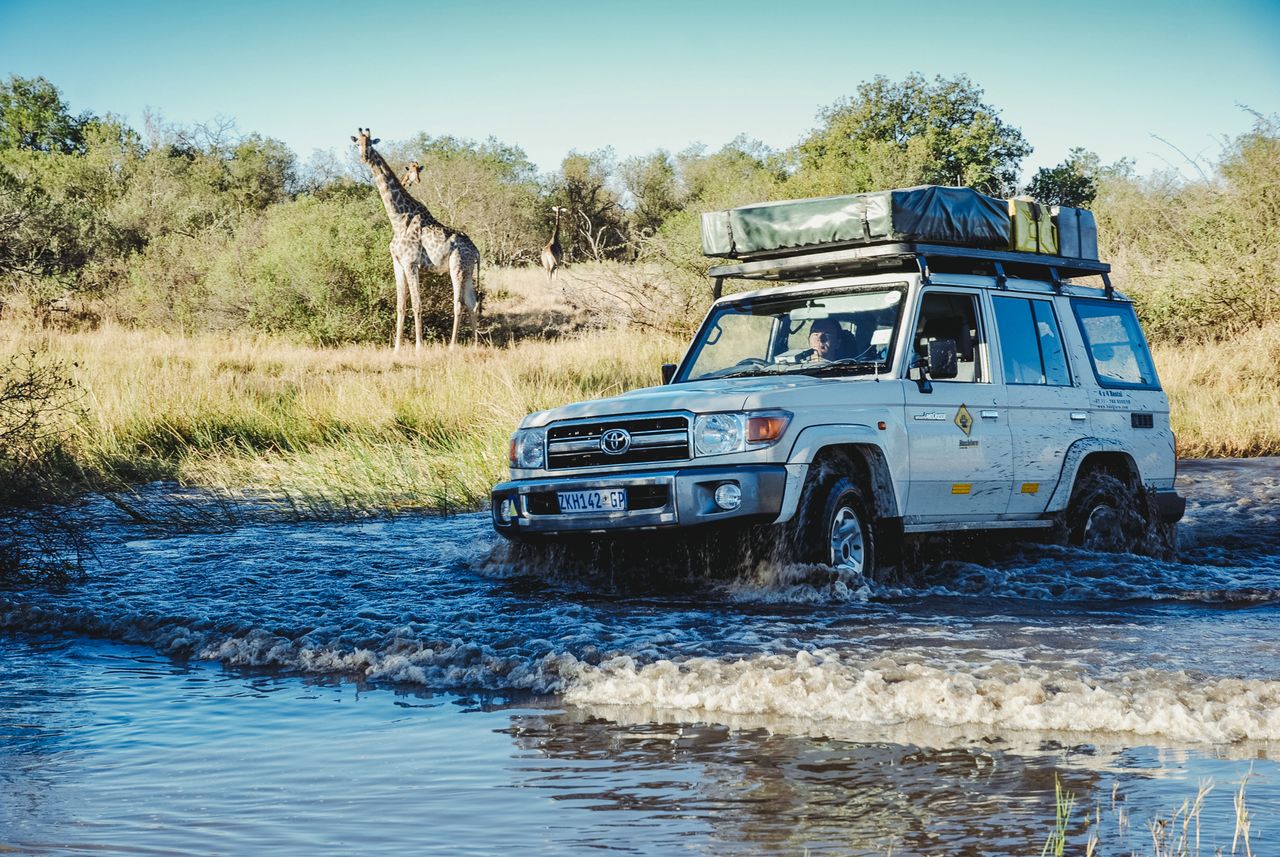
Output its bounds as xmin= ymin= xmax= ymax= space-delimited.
xmin=980 ymin=410 xmax=999 ymax=419
xmin=1070 ymin=412 xmax=1088 ymax=421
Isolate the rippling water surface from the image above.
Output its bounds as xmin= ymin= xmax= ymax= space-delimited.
xmin=2 ymin=458 xmax=1277 ymax=855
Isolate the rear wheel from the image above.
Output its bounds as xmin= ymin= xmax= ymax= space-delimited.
xmin=1064 ymin=471 xmax=1145 ymax=553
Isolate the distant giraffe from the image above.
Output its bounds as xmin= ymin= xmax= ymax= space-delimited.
xmin=541 ymin=206 xmax=565 ymax=281
xmin=351 ymin=130 xmax=480 ymax=349
xmin=400 ymin=161 xmax=423 ymax=187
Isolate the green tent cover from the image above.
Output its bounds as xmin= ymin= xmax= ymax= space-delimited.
xmin=701 ymin=185 xmax=1009 ymax=259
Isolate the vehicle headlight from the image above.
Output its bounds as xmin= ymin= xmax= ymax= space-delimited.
xmin=694 ymin=414 xmax=744 ymax=456
xmin=510 ymin=428 xmax=546 ymax=469
xmin=694 ymin=411 xmax=791 ymax=457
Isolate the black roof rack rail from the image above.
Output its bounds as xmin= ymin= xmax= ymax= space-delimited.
xmin=707 ymin=242 xmax=1111 ymax=290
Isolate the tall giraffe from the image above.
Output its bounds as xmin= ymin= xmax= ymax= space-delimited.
xmin=351 ymin=129 xmax=481 ymax=349
xmin=541 ymin=206 xmax=565 ymax=281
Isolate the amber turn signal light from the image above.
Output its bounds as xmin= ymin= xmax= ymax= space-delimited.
xmin=746 ymin=414 xmax=789 ymax=443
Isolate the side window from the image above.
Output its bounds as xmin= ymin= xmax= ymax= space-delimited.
xmin=1071 ymin=299 xmax=1160 ymax=389
xmin=911 ymin=292 xmax=984 ymax=382
xmin=992 ymin=296 xmax=1071 ymax=385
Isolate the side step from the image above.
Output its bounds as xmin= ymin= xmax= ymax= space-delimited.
xmin=902 ymin=519 xmax=1056 ymax=534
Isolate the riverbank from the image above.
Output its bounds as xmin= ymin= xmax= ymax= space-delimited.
xmin=2 ymin=320 xmax=1276 ymax=516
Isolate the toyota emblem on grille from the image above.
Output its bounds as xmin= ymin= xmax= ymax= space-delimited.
xmin=600 ymin=428 xmax=632 ymax=455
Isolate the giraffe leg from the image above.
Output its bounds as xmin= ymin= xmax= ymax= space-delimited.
xmin=392 ymin=257 xmax=408 ymax=352
xmin=405 ymin=263 xmax=424 ymax=351
xmin=450 ymin=254 xmax=480 ymax=348
xmin=470 ymin=263 xmax=482 ymax=345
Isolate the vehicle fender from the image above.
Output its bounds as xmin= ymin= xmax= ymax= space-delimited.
xmin=1044 ymin=437 xmax=1138 ymax=513
xmin=775 ymin=424 xmax=903 ymax=524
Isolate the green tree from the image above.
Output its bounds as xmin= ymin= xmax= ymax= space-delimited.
xmin=389 ymin=133 xmax=543 ymax=266
xmin=620 ymin=151 xmax=683 ymax=237
xmin=580 ymin=138 xmax=787 ymax=335
xmin=0 ymin=75 xmax=92 ymax=154
xmin=550 ymin=149 xmax=628 ymax=262
xmin=1025 ymin=148 xmax=1099 ymax=207
xmin=678 ymin=136 xmax=787 ymax=208
xmin=793 ymin=73 xmax=1030 ymax=196
xmin=210 ymin=194 xmax=396 ymax=345
xmin=1094 ymin=111 xmax=1280 ymax=341
xmin=0 ymin=166 xmax=71 ymax=280
xmin=225 ymin=134 xmax=298 ymax=212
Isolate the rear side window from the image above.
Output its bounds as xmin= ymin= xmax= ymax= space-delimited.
xmin=993 ymin=296 xmax=1071 ymax=385
xmin=1071 ymin=299 xmax=1161 ymax=389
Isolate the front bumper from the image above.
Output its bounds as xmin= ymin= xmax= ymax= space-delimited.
xmin=491 ymin=465 xmax=787 ymax=538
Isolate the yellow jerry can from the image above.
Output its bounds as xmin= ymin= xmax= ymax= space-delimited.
xmin=1008 ymin=199 xmax=1059 ymax=254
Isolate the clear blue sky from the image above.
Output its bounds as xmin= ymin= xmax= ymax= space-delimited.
xmin=2 ymin=0 xmax=1277 ymax=182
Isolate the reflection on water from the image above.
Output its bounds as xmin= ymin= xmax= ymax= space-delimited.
xmin=0 ymin=638 xmax=1271 ymax=856
xmin=1 ymin=458 xmax=1278 ymax=853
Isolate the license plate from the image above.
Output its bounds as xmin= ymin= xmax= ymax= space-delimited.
xmin=557 ymin=489 xmax=627 ymax=514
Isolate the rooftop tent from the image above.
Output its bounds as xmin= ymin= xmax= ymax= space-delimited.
xmin=701 ymin=185 xmax=1010 ymax=259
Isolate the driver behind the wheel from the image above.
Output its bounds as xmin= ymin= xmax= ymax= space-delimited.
xmin=802 ymin=317 xmax=853 ymax=361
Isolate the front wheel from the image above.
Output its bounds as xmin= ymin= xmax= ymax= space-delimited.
xmin=788 ymin=475 xmax=877 ymax=576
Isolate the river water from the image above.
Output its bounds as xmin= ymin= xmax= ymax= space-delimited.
xmin=2 ymin=458 xmax=1278 ymax=855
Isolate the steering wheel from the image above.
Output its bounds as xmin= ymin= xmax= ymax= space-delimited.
xmin=733 ymin=357 xmax=769 ymax=368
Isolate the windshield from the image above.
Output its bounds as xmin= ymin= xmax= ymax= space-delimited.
xmin=679 ymin=285 xmax=906 ymax=381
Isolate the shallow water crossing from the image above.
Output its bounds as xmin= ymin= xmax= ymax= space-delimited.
xmin=2 ymin=458 xmax=1278 ymax=854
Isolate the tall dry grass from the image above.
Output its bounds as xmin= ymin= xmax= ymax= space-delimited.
xmin=1 ymin=320 xmax=683 ymax=515
xmin=1 ymin=309 xmax=1273 ymax=519
xmin=1040 ymin=772 xmax=1258 ymax=857
xmin=1152 ymin=322 xmax=1280 ymax=458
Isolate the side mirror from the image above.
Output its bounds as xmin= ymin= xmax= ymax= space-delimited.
xmin=910 ymin=355 xmax=933 ymax=394
xmin=661 ymin=363 xmax=677 ymax=385
xmin=927 ymin=339 xmax=958 ymax=379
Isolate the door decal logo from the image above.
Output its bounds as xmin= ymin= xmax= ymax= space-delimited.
xmin=953 ymin=404 xmax=973 ymax=436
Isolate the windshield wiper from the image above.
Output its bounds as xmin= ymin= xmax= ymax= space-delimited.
xmin=791 ymin=359 xmax=887 ymax=377
xmin=706 ymin=365 xmax=793 ymax=380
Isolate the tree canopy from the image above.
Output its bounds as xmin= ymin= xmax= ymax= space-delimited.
xmin=793 ymin=73 xmax=1031 ymax=196
xmin=1025 ymin=148 xmax=1099 ymax=207
xmin=0 ymin=75 xmax=93 ymax=154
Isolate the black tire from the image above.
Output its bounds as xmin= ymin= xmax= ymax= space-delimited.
xmin=1064 ymin=471 xmax=1145 ymax=553
xmin=787 ymin=473 xmax=877 ymax=576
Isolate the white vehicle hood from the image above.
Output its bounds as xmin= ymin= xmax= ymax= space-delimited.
xmin=520 ymin=375 xmax=870 ymax=428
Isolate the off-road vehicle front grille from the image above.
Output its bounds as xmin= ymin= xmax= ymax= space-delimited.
xmin=546 ymin=415 xmax=691 ymax=470
xmin=526 ymin=484 xmax=670 ymax=515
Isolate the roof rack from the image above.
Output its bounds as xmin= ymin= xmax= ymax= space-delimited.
xmin=707 ymin=242 xmax=1113 ymax=298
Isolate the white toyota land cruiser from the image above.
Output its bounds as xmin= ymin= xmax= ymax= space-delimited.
xmin=491 ymin=188 xmax=1185 ymax=573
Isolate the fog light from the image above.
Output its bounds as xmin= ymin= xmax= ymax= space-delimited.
xmin=498 ymin=497 xmax=517 ymax=523
xmin=713 ymin=483 xmax=742 ymax=511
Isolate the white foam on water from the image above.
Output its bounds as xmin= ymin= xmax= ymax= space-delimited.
xmin=193 ymin=631 xmax=573 ymax=693
xmin=561 ymin=649 xmax=1280 ymax=745
xmin=719 ymin=560 xmax=873 ymax=604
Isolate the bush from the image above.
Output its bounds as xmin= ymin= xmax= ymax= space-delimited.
xmin=1097 ymin=112 xmax=1280 ymax=342
xmin=210 ymin=194 xmax=401 ymax=345
xmin=0 ymin=350 xmax=84 ymax=581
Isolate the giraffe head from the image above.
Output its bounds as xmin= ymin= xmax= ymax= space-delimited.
xmin=401 ymin=162 xmax=423 ymax=187
xmin=350 ymin=128 xmax=381 ymax=163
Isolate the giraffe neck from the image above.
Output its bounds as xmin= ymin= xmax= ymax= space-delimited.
xmin=551 ymin=210 xmax=561 ymax=243
xmin=365 ymin=147 xmax=437 ymax=228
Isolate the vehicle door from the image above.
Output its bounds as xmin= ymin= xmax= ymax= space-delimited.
xmin=901 ymin=288 xmax=1012 ymax=518
xmin=1069 ymin=297 xmax=1173 ymax=484
xmin=990 ymin=293 xmax=1091 ymax=514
